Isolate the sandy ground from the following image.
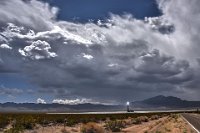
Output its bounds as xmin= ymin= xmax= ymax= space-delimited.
xmin=122 ymin=115 xmax=197 ymax=133
xmin=122 ymin=117 xmax=167 ymax=133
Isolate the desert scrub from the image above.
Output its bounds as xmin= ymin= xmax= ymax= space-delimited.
xmin=132 ymin=117 xmax=143 ymax=124
xmin=61 ymin=128 xmax=70 ymax=133
xmin=124 ymin=117 xmax=132 ymax=125
xmin=170 ymin=114 xmax=179 ymax=119
xmin=0 ymin=115 xmax=10 ymax=129
xmin=138 ymin=116 xmax=149 ymax=122
xmin=183 ymin=128 xmax=187 ymax=133
xmin=105 ymin=120 xmax=126 ymax=132
xmin=23 ymin=122 xmax=35 ymax=130
xmin=81 ymin=122 xmax=104 ymax=133
xmin=66 ymin=119 xmax=78 ymax=127
xmin=4 ymin=126 xmax=24 ymax=133
xmin=21 ymin=116 xmax=36 ymax=129
xmin=150 ymin=115 xmax=159 ymax=120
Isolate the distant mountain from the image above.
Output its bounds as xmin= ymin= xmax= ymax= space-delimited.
xmin=1 ymin=95 xmax=200 ymax=112
xmin=0 ymin=102 xmax=124 ymax=112
xmin=132 ymin=95 xmax=200 ymax=109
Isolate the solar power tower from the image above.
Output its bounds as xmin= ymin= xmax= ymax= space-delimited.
xmin=126 ymin=101 xmax=130 ymax=112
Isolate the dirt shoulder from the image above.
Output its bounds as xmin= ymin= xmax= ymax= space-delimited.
xmin=122 ymin=114 xmax=197 ymax=133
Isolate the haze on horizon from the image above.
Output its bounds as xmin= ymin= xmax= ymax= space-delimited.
xmin=0 ymin=0 xmax=200 ymax=105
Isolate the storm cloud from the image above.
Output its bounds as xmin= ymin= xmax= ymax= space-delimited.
xmin=0 ymin=0 xmax=200 ymax=103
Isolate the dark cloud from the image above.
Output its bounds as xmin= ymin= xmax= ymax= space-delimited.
xmin=0 ymin=0 xmax=200 ymax=103
xmin=0 ymin=85 xmax=23 ymax=97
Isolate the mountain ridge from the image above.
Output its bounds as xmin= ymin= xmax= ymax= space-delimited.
xmin=0 ymin=95 xmax=200 ymax=112
xmin=132 ymin=95 xmax=200 ymax=109
xmin=0 ymin=102 xmax=123 ymax=112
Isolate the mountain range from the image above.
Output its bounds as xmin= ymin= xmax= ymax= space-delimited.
xmin=0 ymin=95 xmax=200 ymax=112
xmin=132 ymin=95 xmax=200 ymax=110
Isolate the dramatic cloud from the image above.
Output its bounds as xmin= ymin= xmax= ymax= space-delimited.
xmin=0 ymin=0 xmax=200 ymax=103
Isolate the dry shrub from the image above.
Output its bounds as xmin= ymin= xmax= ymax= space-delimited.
xmin=124 ymin=118 xmax=132 ymax=125
xmin=71 ymin=128 xmax=78 ymax=132
xmin=170 ymin=114 xmax=179 ymax=119
xmin=132 ymin=116 xmax=149 ymax=125
xmin=150 ymin=115 xmax=159 ymax=120
xmin=105 ymin=120 xmax=126 ymax=132
xmin=81 ymin=122 xmax=104 ymax=133
xmin=61 ymin=128 xmax=70 ymax=133
xmin=138 ymin=116 xmax=149 ymax=122
xmin=132 ymin=118 xmax=142 ymax=124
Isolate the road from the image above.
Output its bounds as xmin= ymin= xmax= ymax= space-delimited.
xmin=182 ymin=113 xmax=200 ymax=133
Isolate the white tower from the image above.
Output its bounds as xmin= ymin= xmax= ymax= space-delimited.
xmin=126 ymin=101 xmax=130 ymax=112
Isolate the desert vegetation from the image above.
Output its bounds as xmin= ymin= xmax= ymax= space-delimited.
xmin=122 ymin=113 xmax=197 ymax=133
xmin=0 ymin=111 xmax=197 ymax=133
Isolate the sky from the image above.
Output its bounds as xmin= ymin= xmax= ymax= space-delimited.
xmin=0 ymin=0 xmax=200 ymax=104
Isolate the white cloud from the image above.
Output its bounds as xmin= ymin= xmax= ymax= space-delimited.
xmin=13 ymin=25 xmax=92 ymax=44
xmin=108 ymin=63 xmax=118 ymax=67
xmin=144 ymin=16 xmax=174 ymax=34
xmin=37 ymin=98 xmax=46 ymax=104
xmin=156 ymin=0 xmax=200 ymax=65
xmin=0 ymin=0 xmax=58 ymax=31
xmin=82 ymin=53 xmax=94 ymax=60
xmin=52 ymin=98 xmax=98 ymax=105
xmin=18 ymin=40 xmax=57 ymax=60
xmin=0 ymin=44 xmax=12 ymax=49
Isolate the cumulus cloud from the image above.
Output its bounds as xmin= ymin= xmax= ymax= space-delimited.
xmin=36 ymin=98 xmax=46 ymax=104
xmin=0 ymin=0 xmax=200 ymax=103
xmin=0 ymin=44 xmax=12 ymax=49
xmin=82 ymin=53 xmax=94 ymax=60
xmin=18 ymin=40 xmax=57 ymax=60
xmin=52 ymin=98 xmax=98 ymax=105
xmin=156 ymin=0 xmax=200 ymax=64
